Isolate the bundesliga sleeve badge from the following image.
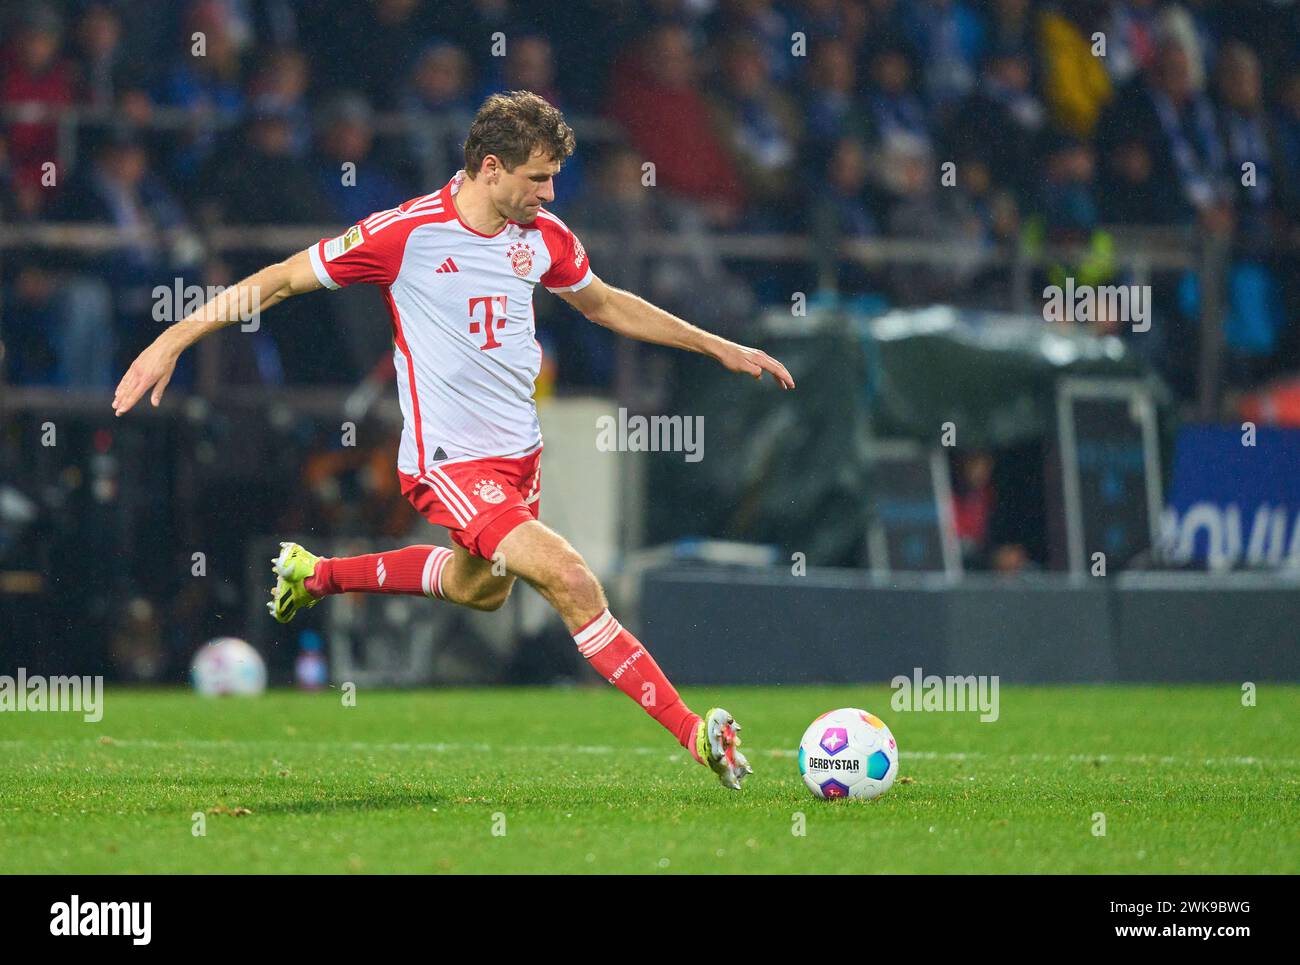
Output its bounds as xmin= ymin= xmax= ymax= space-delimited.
xmin=323 ymin=224 xmax=364 ymax=262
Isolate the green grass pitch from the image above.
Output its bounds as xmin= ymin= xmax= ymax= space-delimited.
xmin=1 ymin=685 xmax=1297 ymax=873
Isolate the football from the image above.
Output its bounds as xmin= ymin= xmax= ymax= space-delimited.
xmin=798 ymin=708 xmax=899 ymax=800
xmin=191 ymin=637 xmax=267 ymax=697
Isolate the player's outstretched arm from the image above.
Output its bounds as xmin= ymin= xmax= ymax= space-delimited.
xmin=558 ymin=275 xmax=795 ymax=390
xmin=112 ymin=249 xmax=323 ymax=416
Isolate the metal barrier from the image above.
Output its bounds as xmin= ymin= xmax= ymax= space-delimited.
xmin=640 ymin=565 xmax=1300 ymax=684
xmin=0 ymin=223 xmax=1218 ymax=406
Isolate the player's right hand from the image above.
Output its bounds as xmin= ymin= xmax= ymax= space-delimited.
xmin=113 ymin=334 xmax=181 ymax=416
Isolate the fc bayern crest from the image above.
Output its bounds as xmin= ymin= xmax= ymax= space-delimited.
xmin=474 ymin=479 xmax=507 ymax=505
xmin=508 ymin=242 xmax=534 ymax=277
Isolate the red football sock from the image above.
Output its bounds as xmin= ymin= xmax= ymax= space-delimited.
xmin=305 ymin=545 xmax=453 ymax=599
xmin=573 ymin=608 xmax=704 ymax=763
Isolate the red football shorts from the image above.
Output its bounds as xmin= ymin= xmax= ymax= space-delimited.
xmin=398 ymin=448 xmax=542 ymax=560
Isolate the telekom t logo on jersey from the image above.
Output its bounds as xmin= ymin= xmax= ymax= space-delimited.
xmin=468 ymin=295 xmax=508 ymax=350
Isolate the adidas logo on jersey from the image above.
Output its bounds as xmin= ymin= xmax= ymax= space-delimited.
xmin=435 ymin=257 xmax=459 ymax=273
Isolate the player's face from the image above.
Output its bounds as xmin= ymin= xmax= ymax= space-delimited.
xmin=495 ymin=151 xmax=559 ymax=222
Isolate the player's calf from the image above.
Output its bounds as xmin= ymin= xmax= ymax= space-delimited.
xmin=496 ymin=521 xmax=742 ymax=788
xmin=494 ymin=521 xmax=605 ymax=630
xmin=440 ymin=559 xmax=515 ymax=611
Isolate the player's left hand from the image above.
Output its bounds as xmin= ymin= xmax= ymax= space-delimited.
xmin=711 ymin=341 xmax=795 ymax=389
xmin=113 ymin=333 xmax=182 ymax=416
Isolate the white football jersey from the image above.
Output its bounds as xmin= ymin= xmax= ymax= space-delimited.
xmin=308 ymin=170 xmax=593 ymax=475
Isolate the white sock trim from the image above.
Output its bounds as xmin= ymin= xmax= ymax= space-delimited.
xmin=422 ymin=547 xmax=453 ymax=599
xmin=574 ymin=608 xmax=622 ymax=659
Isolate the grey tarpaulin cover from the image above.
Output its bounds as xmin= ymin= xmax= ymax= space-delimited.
xmin=646 ymin=306 xmax=1169 ymax=566
xmin=862 ymin=306 xmax=1170 ymax=447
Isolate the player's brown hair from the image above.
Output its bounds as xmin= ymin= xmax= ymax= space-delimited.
xmin=463 ymin=90 xmax=576 ymax=176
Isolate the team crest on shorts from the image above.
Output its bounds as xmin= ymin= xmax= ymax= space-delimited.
xmin=474 ymin=479 xmax=507 ymax=504
xmin=507 ymin=242 xmax=534 ymax=277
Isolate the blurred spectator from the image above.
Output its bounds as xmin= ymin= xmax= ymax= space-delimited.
xmin=247 ymin=48 xmax=311 ymax=156
xmin=1157 ymin=2 xmax=1213 ymax=94
xmin=707 ymin=35 xmax=802 ymax=218
xmin=1215 ymin=42 xmax=1280 ymax=251
xmin=318 ymin=0 xmax=431 ymax=105
xmin=951 ymin=450 xmax=994 ymax=567
xmin=448 ymin=0 xmax=524 ymax=67
xmin=2 ymin=258 xmax=114 ymax=388
xmin=200 ymin=104 xmax=330 ymax=224
xmin=809 ymin=137 xmax=882 ymax=295
xmin=790 ymin=0 xmax=869 ymax=50
xmin=1097 ymin=135 xmax=1171 ymax=224
xmin=315 ymin=94 xmax=409 ymax=224
xmin=567 ymin=144 xmax=755 ymax=355
xmin=0 ymin=132 xmax=47 ymax=221
xmin=865 ymin=46 xmax=932 ymax=150
xmin=607 ymin=25 xmax=745 ymax=224
xmin=880 ymin=133 xmax=989 ymax=303
xmin=800 ymin=39 xmax=873 ymax=162
xmin=904 ymin=0 xmax=985 ymax=114
xmin=487 ymin=34 xmax=563 ymax=107
xmin=154 ymin=0 xmax=246 ymax=179
xmin=705 ymin=0 xmax=793 ymax=82
xmin=990 ymin=543 xmax=1033 ymax=574
xmin=1034 ymin=132 xmax=1099 ymax=243
xmin=985 ymin=0 xmax=1036 ymax=62
xmin=959 ymin=156 xmax=1020 ymax=250
xmin=402 ymin=41 xmax=477 ymax=186
xmin=987 ymin=440 xmax=1047 ymax=572
xmin=1103 ymin=0 xmax=1162 ymax=87
xmin=944 ymin=46 xmax=1045 ymax=201
xmin=59 ymin=133 xmax=191 ymax=278
xmin=1214 ymin=43 xmax=1287 ymax=383
xmin=1 ymin=4 xmax=74 ymax=198
xmin=57 ymin=132 xmax=196 ymax=376
xmin=1098 ymin=36 xmax=1231 ymax=231
xmin=74 ymin=3 xmax=147 ymax=112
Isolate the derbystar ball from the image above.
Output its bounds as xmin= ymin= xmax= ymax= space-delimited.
xmin=797 ymin=708 xmax=899 ymax=800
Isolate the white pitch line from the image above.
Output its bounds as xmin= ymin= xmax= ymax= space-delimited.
xmin=1 ymin=739 xmax=1296 ymax=768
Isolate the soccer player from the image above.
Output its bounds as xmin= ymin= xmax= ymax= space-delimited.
xmin=112 ymin=91 xmax=794 ymax=790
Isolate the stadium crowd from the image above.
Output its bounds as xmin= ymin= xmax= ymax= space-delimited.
xmin=2 ymin=0 xmax=1300 ymax=402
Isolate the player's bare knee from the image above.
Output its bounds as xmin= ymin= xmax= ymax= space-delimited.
xmin=553 ymin=559 xmax=603 ymax=612
xmin=478 ymin=579 xmax=513 ymax=611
